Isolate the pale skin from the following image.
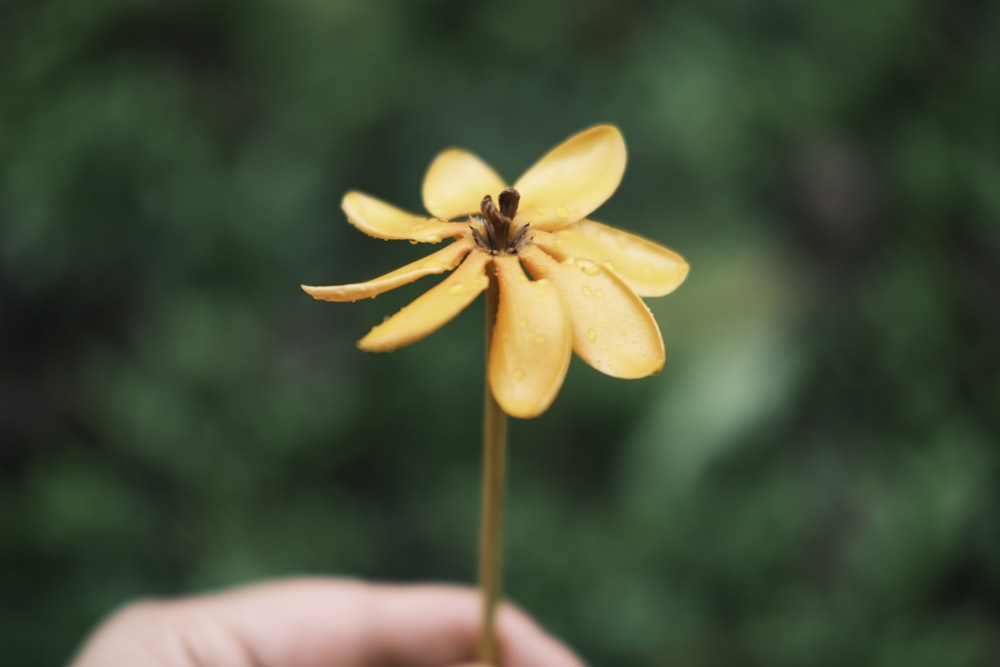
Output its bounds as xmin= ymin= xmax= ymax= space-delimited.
xmin=70 ymin=578 xmax=585 ymax=667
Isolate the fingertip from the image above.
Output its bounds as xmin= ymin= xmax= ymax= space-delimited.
xmin=365 ymin=584 xmax=585 ymax=667
xmin=497 ymin=602 xmax=586 ymax=667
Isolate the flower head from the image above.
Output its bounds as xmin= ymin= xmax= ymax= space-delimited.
xmin=303 ymin=125 xmax=688 ymax=418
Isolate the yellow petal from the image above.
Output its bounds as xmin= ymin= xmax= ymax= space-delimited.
xmin=513 ymin=125 xmax=627 ymax=231
xmin=359 ymin=250 xmax=490 ymax=352
xmin=488 ymin=255 xmax=572 ymax=419
xmin=533 ymin=221 xmax=689 ymax=297
xmin=519 ymin=246 xmax=664 ymax=378
xmin=342 ymin=191 xmax=466 ymax=242
xmin=423 ymin=149 xmax=508 ymax=220
xmin=301 ymin=238 xmax=474 ymax=302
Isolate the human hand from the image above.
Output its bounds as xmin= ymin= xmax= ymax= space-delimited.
xmin=70 ymin=578 xmax=584 ymax=667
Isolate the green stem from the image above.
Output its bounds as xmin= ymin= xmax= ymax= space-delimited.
xmin=477 ymin=267 xmax=508 ymax=665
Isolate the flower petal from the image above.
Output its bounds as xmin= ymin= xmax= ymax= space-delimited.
xmin=423 ymin=149 xmax=508 ymax=220
xmin=488 ymin=255 xmax=572 ymax=419
xmin=343 ymin=191 xmax=467 ymax=242
xmin=533 ymin=221 xmax=689 ymax=297
xmin=358 ymin=250 xmax=490 ymax=352
xmin=519 ymin=245 xmax=664 ymax=378
xmin=513 ymin=125 xmax=627 ymax=231
xmin=301 ymin=238 xmax=474 ymax=302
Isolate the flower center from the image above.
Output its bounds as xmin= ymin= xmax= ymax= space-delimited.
xmin=471 ymin=187 xmax=532 ymax=255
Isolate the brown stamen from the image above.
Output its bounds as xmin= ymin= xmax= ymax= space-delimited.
xmin=481 ymin=194 xmax=504 ymax=228
xmin=498 ymin=187 xmax=520 ymax=219
xmin=471 ymin=187 xmax=531 ymax=255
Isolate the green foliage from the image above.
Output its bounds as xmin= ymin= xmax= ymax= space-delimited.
xmin=2 ymin=0 xmax=998 ymax=665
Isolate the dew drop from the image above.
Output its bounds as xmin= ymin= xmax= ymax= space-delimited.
xmin=619 ymin=329 xmax=628 ymax=337
xmin=595 ymin=289 xmax=604 ymax=298
xmin=448 ymin=283 xmax=466 ymax=295
xmin=586 ymin=328 xmax=597 ymax=342
xmin=580 ymin=262 xmax=600 ymax=276
xmin=554 ymin=237 xmax=565 ymax=248
xmin=408 ymin=239 xmax=418 ymax=245
xmin=556 ymin=207 xmax=569 ymax=219
xmin=535 ymin=335 xmax=547 ymax=344
xmin=513 ymin=368 xmax=525 ymax=380
xmin=518 ymin=318 xmax=528 ymax=329
xmin=581 ymin=286 xmax=592 ymax=296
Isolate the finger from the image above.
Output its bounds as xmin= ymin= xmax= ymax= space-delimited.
xmin=492 ymin=602 xmax=584 ymax=667
xmin=362 ymin=584 xmax=584 ymax=667
xmin=72 ymin=578 xmax=585 ymax=667
xmin=75 ymin=580 xmax=398 ymax=667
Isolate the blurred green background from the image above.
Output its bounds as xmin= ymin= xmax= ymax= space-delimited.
xmin=2 ymin=0 xmax=999 ymax=665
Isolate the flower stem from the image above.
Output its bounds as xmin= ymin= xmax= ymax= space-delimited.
xmin=478 ymin=267 xmax=508 ymax=665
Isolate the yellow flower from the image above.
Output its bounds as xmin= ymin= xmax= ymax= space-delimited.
xmin=303 ymin=125 xmax=688 ymax=418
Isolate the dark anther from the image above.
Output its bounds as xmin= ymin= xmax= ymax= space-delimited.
xmin=470 ymin=225 xmax=489 ymax=250
xmin=508 ymin=223 xmax=532 ymax=250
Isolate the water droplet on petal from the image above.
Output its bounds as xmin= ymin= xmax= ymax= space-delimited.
xmin=619 ymin=329 xmax=628 ymax=337
xmin=580 ymin=262 xmax=600 ymax=276
xmin=595 ymin=289 xmax=604 ymax=298
xmin=518 ymin=318 xmax=528 ymax=328
xmin=581 ymin=286 xmax=592 ymax=296
xmin=535 ymin=335 xmax=546 ymax=344
xmin=556 ymin=207 xmax=569 ymax=218
xmin=587 ymin=328 xmax=597 ymax=342
xmin=408 ymin=239 xmax=418 ymax=245
xmin=513 ymin=368 xmax=525 ymax=380
xmin=449 ymin=283 xmax=466 ymax=295
xmin=554 ymin=237 xmax=565 ymax=248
